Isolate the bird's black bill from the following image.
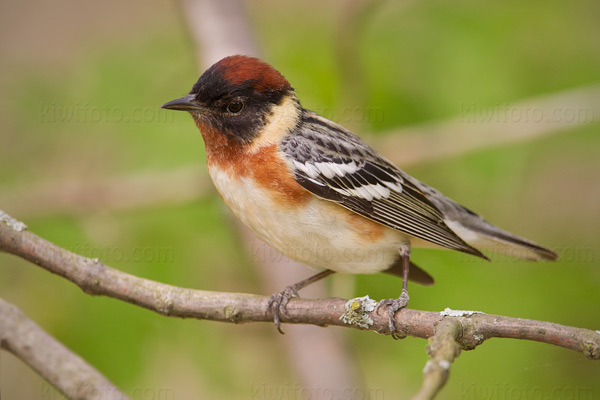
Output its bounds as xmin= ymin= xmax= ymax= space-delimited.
xmin=161 ymin=94 xmax=202 ymax=112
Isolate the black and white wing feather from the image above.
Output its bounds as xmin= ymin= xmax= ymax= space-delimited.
xmin=281 ymin=111 xmax=486 ymax=258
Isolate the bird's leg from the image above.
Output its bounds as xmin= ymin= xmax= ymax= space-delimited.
xmin=377 ymin=243 xmax=411 ymax=339
xmin=266 ymin=269 xmax=335 ymax=334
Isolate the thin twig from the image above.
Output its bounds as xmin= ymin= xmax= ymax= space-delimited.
xmin=1 ymin=212 xmax=599 ymax=359
xmin=0 ymin=297 xmax=128 ymax=400
xmin=412 ymin=319 xmax=462 ymax=400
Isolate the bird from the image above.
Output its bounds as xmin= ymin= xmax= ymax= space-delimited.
xmin=161 ymin=55 xmax=558 ymax=337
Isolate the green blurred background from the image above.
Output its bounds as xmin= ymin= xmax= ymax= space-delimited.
xmin=1 ymin=0 xmax=599 ymax=399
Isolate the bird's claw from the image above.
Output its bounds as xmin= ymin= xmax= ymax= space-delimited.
xmin=377 ymin=289 xmax=409 ymax=339
xmin=266 ymin=285 xmax=300 ymax=334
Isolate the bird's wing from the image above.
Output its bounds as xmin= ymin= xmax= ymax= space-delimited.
xmin=280 ymin=111 xmax=486 ymax=258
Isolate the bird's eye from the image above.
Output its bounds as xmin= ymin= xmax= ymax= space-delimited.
xmin=227 ymin=101 xmax=244 ymax=114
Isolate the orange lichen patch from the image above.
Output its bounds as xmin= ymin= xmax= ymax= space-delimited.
xmin=196 ymin=118 xmax=309 ymax=207
xmin=216 ymin=55 xmax=290 ymax=93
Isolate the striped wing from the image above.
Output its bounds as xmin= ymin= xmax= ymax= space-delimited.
xmin=281 ymin=111 xmax=485 ymax=258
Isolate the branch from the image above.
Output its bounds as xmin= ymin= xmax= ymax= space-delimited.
xmin=1 ymin=212 xmax=599 ymax=359
xmin=376 ymin=84 xmax=600 ymax=167
xmin=0 ymin=296 xmax=127 ymax=400
xmin=3 ymin=1 xmax=596 ymax=397
xmin=413 ymin=318 xmax=461 ymax=400
xmin=181 ymin=0 xmax=260 ymax=66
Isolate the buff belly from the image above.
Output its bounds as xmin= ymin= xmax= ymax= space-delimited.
xmin=209 ymin=167 xmax=414 ymax=274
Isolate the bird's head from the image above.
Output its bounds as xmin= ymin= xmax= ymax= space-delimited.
xmin=162 ymin=55 xmax=300 ymax=145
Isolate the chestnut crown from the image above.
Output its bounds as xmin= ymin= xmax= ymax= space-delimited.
xmin=161 ymin=55 xmax=296 ymax=143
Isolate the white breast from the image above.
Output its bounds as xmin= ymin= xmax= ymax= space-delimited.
xmin=208 ymin=166 xmax=408 ymax=274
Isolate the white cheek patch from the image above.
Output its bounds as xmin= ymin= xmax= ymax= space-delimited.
xmin=248 ymin=96 xmax=301 ymax=152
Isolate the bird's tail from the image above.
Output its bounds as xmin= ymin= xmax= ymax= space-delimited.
xmin=444 ymin=219 xmax=558 ymax=261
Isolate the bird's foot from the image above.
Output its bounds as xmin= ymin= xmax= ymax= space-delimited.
xmin=377 ymin=289 xmax=410 ymax=339
xmin=266 ymin=285 xmax=300 ymax=334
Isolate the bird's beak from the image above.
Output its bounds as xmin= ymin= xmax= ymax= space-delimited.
xmin=160 ymin=94 xmax=204 ymax=112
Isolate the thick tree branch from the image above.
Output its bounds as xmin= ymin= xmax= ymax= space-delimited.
xmin=0 ymin=296 xmax=127 ymax=400
xmin=1 ymin=212 xmax=599 ymax=360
